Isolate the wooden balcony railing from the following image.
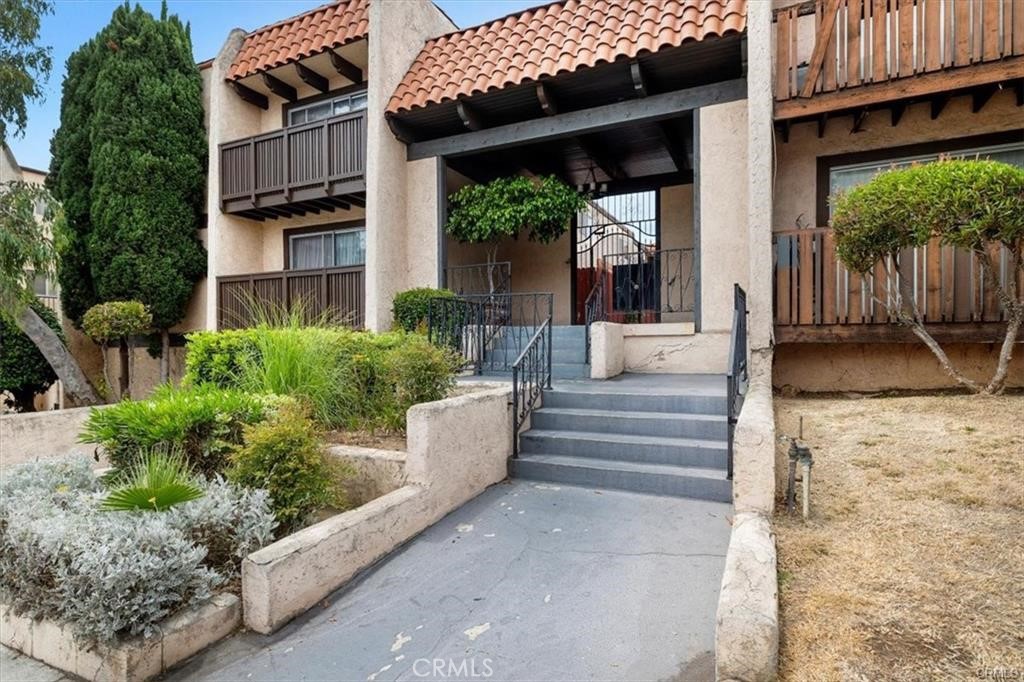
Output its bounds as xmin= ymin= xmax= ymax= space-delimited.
xmin=773 ymin=227 xmax=1022 ymax=341
xmin=216 ymin=266 xmax=365 ymax=330
xmin=775 ymin=0 xmax=1024 ymax=115
xmin=219 ymin=110 xmax=367 ymax=216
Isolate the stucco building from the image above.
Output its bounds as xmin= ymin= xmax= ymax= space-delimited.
xmin=188 ymin=0 xmax=1023 ymax=392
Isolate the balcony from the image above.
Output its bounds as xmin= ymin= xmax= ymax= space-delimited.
xmin=219 ymin=110 xmax=367 ymax=220
xmin=216 ymin=266 xmax=365 ymax=329
xmin=773 ymin=227 xmax=1021 ymax=342
xmin=774 ymin=0 xmax=1024 ymax=122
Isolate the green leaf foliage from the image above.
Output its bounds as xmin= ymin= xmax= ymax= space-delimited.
xmin=228 ymin=404 xmax=339 ymax=533
xmin=832 ymin=160 xmax=1024 ymax=273
xmin=392 ymin=287 xmax=455 ymax=332
xmin=0 ymin=0 xmax=53 ymax=141
xmin=0 ymin=181 xmax=59 ymax=309
xmin=80 ymin=383 xmax=288 ymax=477
xmin=101 ymin=446 xmax=204 ymax=512
xmin=445 ymin=175 xmax=585 ymax=246
xmin=48 ymin=3 xmax=206 ymax=329
xmin=0 ymin=299 xmax=63 ymax=411
xmin=82 ymin=300 xmax=152 ymax=343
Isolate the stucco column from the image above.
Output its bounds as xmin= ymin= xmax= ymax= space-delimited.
xmin=746 ymin=1 xmax=775 ymax=353
xmin=364 ymin=0 xmax=455 ymax=331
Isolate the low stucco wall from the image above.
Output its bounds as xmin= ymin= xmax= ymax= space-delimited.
xmin=715 ymin=351 xmax=779 ymax=682
xmin=774 ymin=342 xmax=1024 ymax=392
xmin=590 ymin=322 xmax=624 ymax=379
xmin=623 ymin=325 xmax=727 ymax=374
xmin=0 ymin=407 xmax=103 ymax=469
xmin=327 ymin=444 xmax=407 ymax=507
xmin=242 ymin=384 xmax=513 ymax=633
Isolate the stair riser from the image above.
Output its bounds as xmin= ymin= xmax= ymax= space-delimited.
xmin=488 ymin=346 xmax=586 ymax=363
xmin=543 ymin=391 xmax=727 ymax=415
xmin=511 ymin=460 xmax=732 ymax=502
xmin=552 ymin=364 xmax=589 ymax=380
xmin=531 ymin=412 xmax=728 ymax=440
xmin=518 ymin=434 xmax=726 ymax=468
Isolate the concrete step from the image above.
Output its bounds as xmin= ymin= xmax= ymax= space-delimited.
xmin=552 ymin=363 xmax=589 ymax=380
xmin=511 ymin=454 xmax=731 ymax=502
xmin=531 ymin=407 xmax=728 ymax=440
xmin=518 ymin=429 xmax=727 ymax=469
xmin=542 ymin=388 xmax=727 ymax=416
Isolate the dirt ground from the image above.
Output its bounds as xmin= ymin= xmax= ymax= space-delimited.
xmin=774 ymin=394 xmax=1024 ymax=682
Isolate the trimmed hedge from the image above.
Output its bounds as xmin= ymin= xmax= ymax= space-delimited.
xmin=392 ymin=287 xmax=456 ymax=332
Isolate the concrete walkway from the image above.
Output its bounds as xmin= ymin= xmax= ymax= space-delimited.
xmin=168 ymin=480 xmax=730 ymax=682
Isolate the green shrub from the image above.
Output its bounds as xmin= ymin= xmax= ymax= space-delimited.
xmin=392 ymin=287 xmax=456 ymax=332
xmin=183 ymin=329 xmax=258 ymax=388
xmin=228 ymin=404 xmax=337 ymax=532
xmin=0 ymin=300 xmax=64 ymax=412
xmin=80 ymin=384 xmax=288 ymax=477
xmin=184 ymin=327 xmax=459 ymax=431
xmin=101 ymin=447 xmax=204 ymax=512
xmin=81 ymin=301 xmax=152 ymax=342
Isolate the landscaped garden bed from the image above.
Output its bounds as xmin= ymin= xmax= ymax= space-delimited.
xmin=773 ymin=393 xmax=1024 ymax=681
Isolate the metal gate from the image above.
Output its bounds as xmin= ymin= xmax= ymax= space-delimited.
xmin=572 ymin=190 xmax=659 ymax=324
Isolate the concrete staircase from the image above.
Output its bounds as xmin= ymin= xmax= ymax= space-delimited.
xmin=484 ymin=325 xmax=589 ymax=380
xmin=511 ymin=374 xmax=732 ymax=502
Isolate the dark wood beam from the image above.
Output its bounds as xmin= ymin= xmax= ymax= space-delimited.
xmin=798 ymin=0 xmax=842 ymax=98
xmin=890 ymin=101 xmax=906 ymax=127
xmin=262 ymin=72 xmax=297 ymax=102
xmin=1016 ymin=80 xmax=1023 ymax=106
xmin=655 ymin=121 xmax=689 ymax=172
xmin=775 ymin=321 xmax=1009 ymax=344
xmin=328 ymin=49 xmax=363 ymax=83
xmin=455 ymin=100 xmax=484 ymax=131
xmin=295 ymin=62 xmax=329 ymax=93
xmin=338 ymin=193 xmax=365 ymax=208
xmin=536 ymin=82 xmax=558 ymax=115
xmin=817 ymin=113 xmax=827 ymax=138
xmin=630 ymin=60 xmax=647 ymax=98
xmin=576 ymin=135 xmax=626 ymax=181
xmin=930 ymin=93 xmax=951 ymax=120
xmin=850 ymin=108 xmax=869 ymax=133
xmin=777 ymin=119 xmax=791 ymax=144
xmin=971 ymin=84 xmax=998 ymax=113
xmin=408 ymin=77 xmax=747 ymax=160
xmin=324 ymin=196 xmax=352 ymax=210
xmin=229 ymin=81 xmax=268 ymax=110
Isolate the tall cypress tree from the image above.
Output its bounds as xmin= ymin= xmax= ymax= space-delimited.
xmin=50 ymin=2 xmax=206 ymax=379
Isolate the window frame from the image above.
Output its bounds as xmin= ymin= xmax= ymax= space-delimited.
xmin=283 ymin=220 xmax=366 ymax=271
xmin=814 ymin=130 xmax=1024 ymax=226
xmin=281 ymin=83 xmax=368 ymax=128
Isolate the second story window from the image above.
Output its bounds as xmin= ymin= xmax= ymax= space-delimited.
xmin=288 ymin=91 xmax=368 ymax=127
xmin=289 ymin=227 xmax=366 ymax=270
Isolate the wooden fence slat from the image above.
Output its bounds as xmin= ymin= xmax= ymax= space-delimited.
xmin=983 ymin=0 xmax=1000 ymax=61
xmin=824 ymin=0 xmax=840 ymax=91
xmin=799 ymin=231 xmax=815 ymax=323
xmin=1014 ymin=0 xmax=1024 ymax=55
xmin=822 ymin=231 xmax=838 ymax=323
xmin=872 ymin=0 xmax=888 ymax=81
xmin=776 ymin=236 xmax=792 ymax=324
xmin=776 ymin=7 xmax=792 ymax=100
xmin=926 ymin=239 xmax=942 ymax=322
xmin=954 ymin=0 xmax=971 ymax=65
xmin=924 ymin=0 xmax=942 ymax=71
xmin=847 ymin=0 xmax=862 ymax=86
xmin=898 ymin=0 xmax=915 ymax=76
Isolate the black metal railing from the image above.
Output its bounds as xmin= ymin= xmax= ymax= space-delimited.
xmin=726 ymin=283 xmax=749 ymax=480
xmin=512 ymin=318 xmax=552 ymax=457
xmin=427 ymin=292 xmax=553 ymax=375
xmin=600 ymin=247 xmax=695 ymax=322
xmin=583 ymin=273 xmax=607 ymax=363
xmin=445 ymin=261 xmax=511 ymax=296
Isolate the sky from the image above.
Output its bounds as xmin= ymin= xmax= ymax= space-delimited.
xmin=7 ymin=0 xmax=542 ymax=172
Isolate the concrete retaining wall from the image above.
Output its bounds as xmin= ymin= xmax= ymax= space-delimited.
xmin=0 ymin=594 xmax=240 ymax=682
xmin=589 ymin=321 xmax=728 ymax=375
xmin=0 ymin=407 xmax=104 ymax=470
xmin=242 ymin=384 xmax=513 ymax=634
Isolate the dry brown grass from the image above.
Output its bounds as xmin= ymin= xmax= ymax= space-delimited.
xmin=774 ymin=394 xmax=1024 ymax=682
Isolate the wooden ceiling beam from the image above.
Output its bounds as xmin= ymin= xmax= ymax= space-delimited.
xmin=655 ymin=120 xmax=690 ymax=172
xmin=328 ymin=49 xmax=363 ymax=84
xmin=930 ymin=93 xmax=951 ymax=120
xmin=456 ymin=99 xmax=484 ymax=131
xmin=295 ymin=62 xmax=329 ymax=93
xmin=890 ymin=101 xmax=907 ymax=127
xmin=536 ymin=82 xmax=559 ymax=116
xmin=576 ymin=134 xmax=626 ymax=181
xmin=850 ymin=107 xmax=869 ymax=133
xmin=630 ymin=60 xmax=648 ymax=98
xmin=262 ymin=72 xmax=297 ymax=102
xmin=229 ymin=81 xmax=268 ymax=110
xmin=971 ymin=84 xmax=998 ymax=113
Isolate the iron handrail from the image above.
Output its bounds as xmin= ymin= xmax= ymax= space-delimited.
xmin=511 ymin=317 xmax=552 ymax=458
xmin=726 ymin=283 xmax=749 ymax=480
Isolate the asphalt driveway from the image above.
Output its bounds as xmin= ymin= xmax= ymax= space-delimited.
xmin=166 ymin=479 xmax=730 ymax=682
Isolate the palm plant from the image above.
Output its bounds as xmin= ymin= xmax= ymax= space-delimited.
xmin=101 ymin=446 xmax=204 ymax=512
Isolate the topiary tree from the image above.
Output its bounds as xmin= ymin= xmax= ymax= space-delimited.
xmin=49 ymin=2 xmax=206 ymax=382
xmin=0 ymin=299 xmax=63 ymax=411
xmin=392 ymin=287 xmax=455 ymax=332
xmin=82 ymin=300 xmax=152 ymax=398
xmin=446 ymin=175 xmax=585 ymax=293
xmin=832 ymin=159 xmax=1024 ymax=394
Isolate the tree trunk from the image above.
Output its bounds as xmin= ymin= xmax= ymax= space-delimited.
xmin=984 ymin=310 xmax=1022 ymax=395
xmin=118 ymin=339 xmax=130 ymax=399
xmin=13 ymin=306 xmax=101 ymax=405
xmin=160 ymin=329 xmax=170 ymax=384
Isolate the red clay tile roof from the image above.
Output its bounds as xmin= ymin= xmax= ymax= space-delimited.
xmin=227 ymin=0 xmax=369 ymax=81
xmin=387 ymin=0 xmax=747 ymax=115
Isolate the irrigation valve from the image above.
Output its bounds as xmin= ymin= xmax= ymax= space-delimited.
xmin=785 ymin=416 xmax=815 ymax=520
